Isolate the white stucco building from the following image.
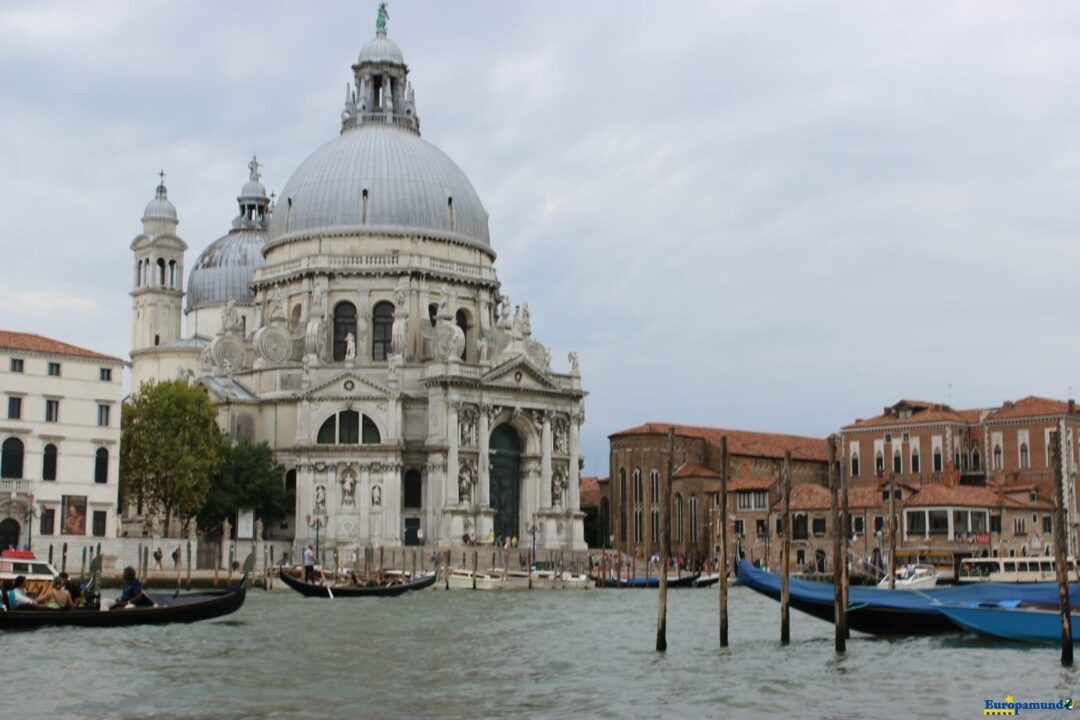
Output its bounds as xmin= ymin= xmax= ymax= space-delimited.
xmin=0 ymin=331 xmax=124 ymax=551
xmin=128 ymin=14 xmax=588 ymax=553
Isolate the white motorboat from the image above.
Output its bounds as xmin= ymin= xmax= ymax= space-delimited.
xmin=445 ymin=568 xmax=530 ymax=590
xmin=877 ymin=564 xmax=938 ymax=589
xmin=530 ymin=569 xmax=594 ymax=590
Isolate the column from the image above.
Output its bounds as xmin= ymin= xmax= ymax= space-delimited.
xmin=384 ymin=463 xmax=401 ymax=544
xmin=478 ymin=405 xmax=491 ymax=507
xmin=541 ymin=412 xmax=552 ymax=508
xmin=447 ymin=401 xmax=460 ymax=505
xmin=569 ymin=411 xmax=581 ymax=512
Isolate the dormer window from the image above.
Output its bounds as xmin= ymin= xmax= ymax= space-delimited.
xmin=1029 ymin=489 xmax=1038 ymax=503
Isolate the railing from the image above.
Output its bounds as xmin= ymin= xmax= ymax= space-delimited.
xmin=254 ymin=253 xmax=497 ymax=285
xmin=0 ymin=479 xmax=31 ymax=495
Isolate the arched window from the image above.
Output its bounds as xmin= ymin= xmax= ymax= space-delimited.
xmin=972 ymin=445 xmax=981 ymax=471
xmin=619 ymin=468 xmax=627 ymax=543
xmin=317 ymin=416 xmax=336 ymax=444
xmin=993 ymin=445 xmax=1003 ymax=471
xmin=933 ymin=450 xmax=942 ymax=472
xmin=674 ymin=494 xmax=684 ymax=544
xmin=94 ymin=448 xmax=108 ymax=484
xmin=1 ymin=438 xmax=24 ymax=479
xmin=362 ymin=415 xmax=381 ymax=444
xmin=875 ymin=451 xmax=884 ymax=473
xmin=42 ymin=444 xmax=57 ymax=481
xmin=455 ymin=309 xmax=469 ymax=361
xmin=156 ymin=258 xmax=166 ymax=285
xmin=333 ymin=302 xmax=357 ymax=361
xmin=338 ymin=410 xmax=360 ymax=444
xmin=284 ymin=469 xmax=297 ymax=496
xmin=650 ymin=470 xmax=659 ymax=504
xmin=911 ymin=450 xmax=920 ymax=474
xmin=851 ymin=453 xmax=860 ymax=477
xmin=403 ymin=469 xmax=422 ymax=509
xmin=632 ymin=469 xmax=643 ymax=544
xmin=892 ymin=450 xmax=902 ymax=474
xmin=168 ymin=260 xmax=177 ymax=287
xmin=689 ymin=495 xmax=698 ymax=544
xmin=1020 ymin=443 xmax=1030 ymax=469
xmin=372 ymin=301 xmax=394 ymax=361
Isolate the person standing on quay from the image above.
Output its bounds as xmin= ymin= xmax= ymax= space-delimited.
xmin=153 ymin=547 xmax=164 ymax=570
xmin=303 ymin=544 xmax=316 ymax=584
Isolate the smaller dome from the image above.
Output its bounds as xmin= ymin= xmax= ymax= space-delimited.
xmin=143 ymin=182 xmax=177 ymax=222
xmin=357 ymin=32 xmax=404 ymax=65
xmin=241 ymin=179 xmax=267 ymax=199
xmin=186 ymin=229 xmax=267 ymax=310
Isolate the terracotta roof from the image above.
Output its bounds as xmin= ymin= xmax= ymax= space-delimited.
xmin=579 ymin=476 xmax=601 ymax=508
xmin=0 ymin=330 xmax=123 ymax=363
xmin=610 ymin=423 xmax=828 ymax=462
xmin=987 ymin=396 xmax=1072 ymax=421
xmin=847 ymin=486 xmax=883 ymax=510
xmin=728 ymin=476 xmax=776 ymax=491
xmin=780 ymin=483 xmax=833 ymax=511
xmin=904 ymin=485 xmax=1004 ymax=508
xmin=673 ymin=463 xmax=722 ymax=480
xmin=844 ymin=405 xmax=972 ymax=429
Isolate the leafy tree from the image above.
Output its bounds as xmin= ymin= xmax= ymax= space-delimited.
xmin=197 ymin=438 xmax=290 ymax=538
xmin=120 ymin=379 xmax=224 ymax=533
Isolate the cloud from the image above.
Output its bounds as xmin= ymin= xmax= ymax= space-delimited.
xmin=2 ymin=1 xmax=1080 ymax=475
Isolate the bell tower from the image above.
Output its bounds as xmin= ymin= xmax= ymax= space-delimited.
xmin=130 ymin=173 xmax=187 ymax=354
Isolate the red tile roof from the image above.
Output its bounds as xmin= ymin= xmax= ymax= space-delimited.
xmin=579 ymin=476 xmax=601 ymax=508
xmin=844 ymin=405 xmax=973 ymax=429
xmin=728 ymin=476 xmax=776 ymax=491
xmin=847 ymin=486 xmax=884 ymax=510
xmin=904 ymin=485 xmax=1004 ymax=508
xmin=0 ymin=330 xmax=123 ymax=363
xmin=610 ymin=423 xmax=828 ymax=462
xmin=673 ymin=463 xmax=722 ymax=480
xmin=987 ymin=396 xmax=1072 ymax=421
xmin=781 ymin=483 xmax=833 ymax=511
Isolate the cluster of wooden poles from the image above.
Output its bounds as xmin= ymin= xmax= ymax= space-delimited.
xmin=655 ymin=427 xmax=1075 ymax=666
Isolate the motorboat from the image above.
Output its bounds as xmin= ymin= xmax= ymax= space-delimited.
xmin=877 ymin=564 xmax=938 ymax=589
xmin=445 ymin=568 xmax=530 ymax=590
xmin=530 ymin=568 xmax=593 ymax=590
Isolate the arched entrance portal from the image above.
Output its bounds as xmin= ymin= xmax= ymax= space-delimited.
xmin=0 ymin=518 xmax=21 ymax=551
xmin=490 ymin=425 xmax=521 ymax=541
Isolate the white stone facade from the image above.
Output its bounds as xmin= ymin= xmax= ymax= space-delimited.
xmin=0 ymin=334 xmax=124 ymax=551
xmin=128 ymin=22 xmax=587 ymax=553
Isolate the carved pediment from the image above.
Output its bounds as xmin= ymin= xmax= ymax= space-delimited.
xmin=482 ymin=357 xmax=557 ymax=390
xmin=307 ymin=371 xmax=392 ymax=399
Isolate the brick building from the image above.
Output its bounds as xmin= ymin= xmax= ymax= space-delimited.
xmin=605 ymin=423 xmax=828 ymax=562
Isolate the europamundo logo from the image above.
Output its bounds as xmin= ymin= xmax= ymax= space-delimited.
xmin=983 ymin=695 xmax=1075 ymax=715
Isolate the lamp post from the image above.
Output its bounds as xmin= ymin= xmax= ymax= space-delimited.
xmin=526 ymin=517 xmax=543 ymax=560
xmin=23 ymin=494 xmax=37 ymax=552
xmin=306 ymin=512 xmax=329 ymax=560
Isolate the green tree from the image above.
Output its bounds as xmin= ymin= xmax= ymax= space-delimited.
xmin=120 ymin=379 xmax=224 ymax=533
xmin=197 ymin=438 xmax=290 ymax=537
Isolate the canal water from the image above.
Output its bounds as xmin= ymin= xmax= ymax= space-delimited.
xmin=5 ymin=585 xmax=1078 ymax=719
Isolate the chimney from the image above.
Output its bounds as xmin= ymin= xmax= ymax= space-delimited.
xmin=1070 ymin=399 xmax=1076 ymax=415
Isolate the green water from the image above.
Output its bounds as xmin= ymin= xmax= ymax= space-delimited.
xmin=4 ymin=586 xmax=1078 ymax=719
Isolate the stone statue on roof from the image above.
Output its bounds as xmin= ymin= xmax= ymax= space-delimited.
xmin=376 ymin=2 xmax=389 ymax=33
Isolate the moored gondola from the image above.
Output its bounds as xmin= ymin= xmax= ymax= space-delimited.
xmin=612 ymin=573 xmax=700 ymax=589
xmin=279 ymin=567 xmax=437 ymax=597
xmin=0 ymin=582 xmax=247 ymax=630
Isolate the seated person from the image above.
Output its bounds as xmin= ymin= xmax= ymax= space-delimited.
xmin=36 ymin=575 xmax=74 ymax=610
xmin=58 ymin=572 xmax=84 ymax=605
xmin=107 ymin=567 xmax=153 ymax=611
xmin=6 ymin=576 xmax=42 ymax=609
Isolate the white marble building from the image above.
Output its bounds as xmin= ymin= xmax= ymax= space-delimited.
xmin=0 ymin=332 xmax=124 ymax=550
xmin=128 ymin=16 xmax=587 ymax=552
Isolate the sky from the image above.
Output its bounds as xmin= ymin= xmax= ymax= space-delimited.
xmin=2 ymin=1 xmax=1080 ymax=477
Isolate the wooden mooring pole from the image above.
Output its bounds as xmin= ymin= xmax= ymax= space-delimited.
xmin=657 ymin=427 xmax=673 ymax=652
xmin=840 ymin=458 xmax=851 ymax=640
xmin=780 ymin=450 xmax=792 ymax=645
xmin=1052 ymin=428 xmax=1073 ymax=666
xmin=719 ymin=435 xmax=729 ymax=648
xmin=888 ymin=473 xmax=897 ymax=590
xmin=828 ymin=435 xmax=845 ymax=653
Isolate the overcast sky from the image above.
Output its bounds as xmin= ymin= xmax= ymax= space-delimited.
xmin=3 ymin=1 xmax=1080 ymax=476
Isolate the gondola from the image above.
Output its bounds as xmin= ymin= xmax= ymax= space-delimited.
xmin=736 ymin=558 xmax=1080 ymax=637
xmin=279 ymin=567 xmax=437 ymax=597
xmin=939 ymin=604 xmax=1080 ymax=643
xmin=0 ymin=582 xmax=248 ymax=630
xmin=613 ymin=573 xmax=700 ymax=589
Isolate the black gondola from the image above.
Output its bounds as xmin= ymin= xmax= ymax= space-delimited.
xmin=0 ymin=582 xmax=247 ymax=630
xmin=607 ymin=573 xmax=701 ymax=589
xmin=279 ymin=568 xmax=438 ymax=597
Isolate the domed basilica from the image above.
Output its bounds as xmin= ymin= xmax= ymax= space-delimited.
xmin=128 ymin=11 xmax=587 ymax=552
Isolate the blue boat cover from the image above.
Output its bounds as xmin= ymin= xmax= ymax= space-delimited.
xmin=736 ymin=559 xmax=1080 ymax=611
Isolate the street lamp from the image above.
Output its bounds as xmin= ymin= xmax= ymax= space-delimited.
xmin=306 ymin=512 xmax=329 ymax=560
xmin=526 ymin=516 xmax=543 ymax=560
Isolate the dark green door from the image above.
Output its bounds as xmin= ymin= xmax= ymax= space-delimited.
xmin=490 ymin=425 xmax=521 ymax=541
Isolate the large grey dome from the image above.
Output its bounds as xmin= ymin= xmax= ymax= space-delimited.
xmin=269 ymin=124 xmax=490 ymax=247
xmin=187 ymin=228 xmax=267 ymax=310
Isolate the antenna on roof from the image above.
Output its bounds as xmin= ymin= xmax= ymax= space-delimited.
xmin=947 ymin=382 xmax=952 ymax=405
